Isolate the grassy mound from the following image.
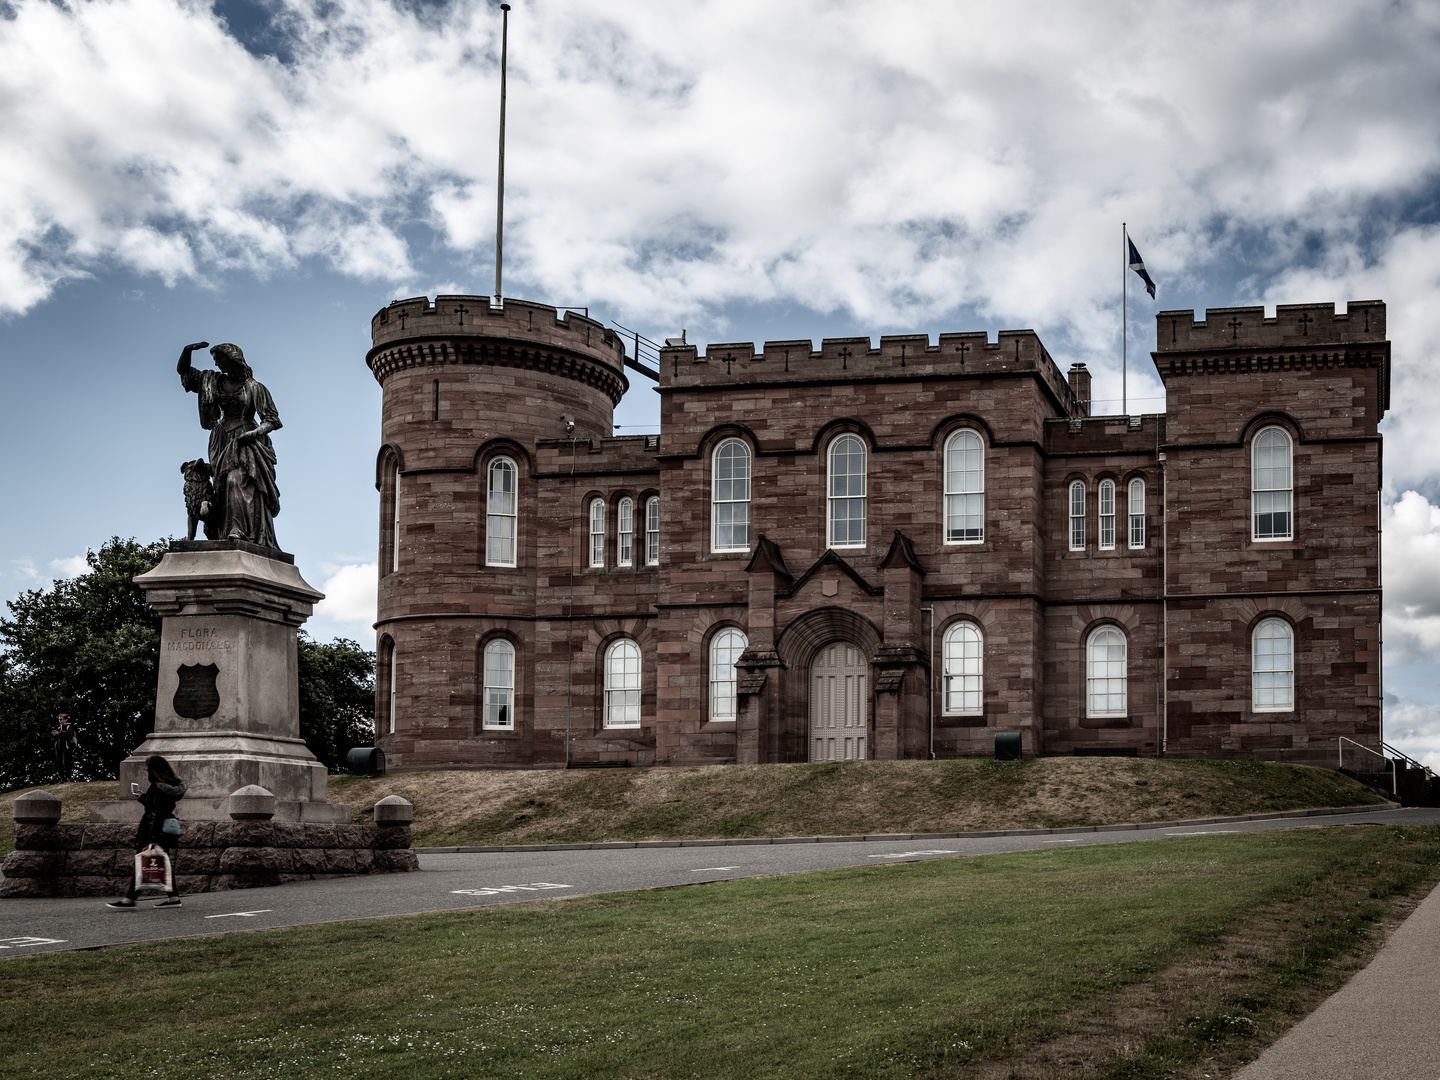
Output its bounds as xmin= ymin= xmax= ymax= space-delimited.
xmin=1 ymin=758 xmax=1386 ymax=854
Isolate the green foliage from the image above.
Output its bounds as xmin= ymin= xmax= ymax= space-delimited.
xmin=296 ymin=632 xmax=375 ymax=772
xmin=0 ymin=537 xmax=168 ymax=787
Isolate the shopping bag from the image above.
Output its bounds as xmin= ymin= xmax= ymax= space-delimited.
xmin=133 ymin=844 xmax=174 ymax=894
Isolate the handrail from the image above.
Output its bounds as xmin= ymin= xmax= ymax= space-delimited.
xmin=1338 ymin=736 xmax=1395 ymax=795
xmin=1382 ymin=741 xmax=1436 ymax=781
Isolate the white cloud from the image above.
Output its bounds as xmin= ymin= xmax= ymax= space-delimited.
xmin=1385 ymin=697 xmax=1440 ymax=771
xmin=309 ymin=561 xmax=377 ymax=643
xmin=1383 ymin=490 xmax=1440 ymax=666
xmin=48 ymin=555 xmax=90 ymax=579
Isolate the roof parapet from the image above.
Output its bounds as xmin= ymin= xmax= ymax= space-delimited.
xmin=1155 ymin=301 xmax=1386 ymax=353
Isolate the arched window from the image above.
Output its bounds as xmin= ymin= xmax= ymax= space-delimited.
xmin=486 ymin=457 xmax=518 ymax=567
xmin=617 ymin=497 xmax=634 ymax=567
xmin=645 ymin=496 xmax=660 ymax=566
xmin=1252 ymin=618 xmax=1294 ymax=712
xmin=942 ymin=622 xmax=983 ymax=716
xmin=482 ymin=639 xmax=515 ymax=729
xmin=944 ymin=430 xmax=984 ymax=544
xmin=1086 ymin=627 xmax=1127 ymax=718
xmin=1253 ymin=427 xmax=1294 ymax=541
xmin=712 ymin=439 xmax=751 ymax=553
xmin=1068 ymin=480 xmax=1086 ymax=551
xmin=1098 ymin=479 xmax=1116 ymax=550
xmin=1128 ymin=478 xmax=1146 ymax=549
xmin=827 ymin=434 xmax=867 ymax=549
xmin=391 ymin=465 xmax=401 ymax=574
xmin=710 ymin=627 xmax=748 ymax=722
xmin=381 ymin=637 xmax=397 ymax=735
xmin=603 ymin=638 xmax=642 ymax=728
xmin=589 ymin=498 xmax=606 ymax=568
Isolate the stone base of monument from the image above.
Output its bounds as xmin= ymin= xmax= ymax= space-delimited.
xmin=93 ymin=541 xmax=352 ymax=826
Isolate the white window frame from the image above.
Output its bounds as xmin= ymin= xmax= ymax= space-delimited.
xmin=391 ymin=466 xmax=401 ymax=574
xmin=1128 ymin=478 xmax=1146 ymax=549
xmin=1086 ymin=626 xmax=1127 ymax=718
xmin=827 ymin=434 xmax=868 ymax=549
xmin=942 ymin=622 xmax=984 ymax=716
xmin=1252 ymin=426 xmax=1294 ymax=541
xmin=482 ymin=638 xmax=516 ymax=730
xmin=709 ymin=627 xmax=748 ymax=723
xmin=1068 ymin=480 xmax=1086 ymax=552
xmin=1098 ymin=479 xmax=1116 ymax=551
xmin=1252 ymin=618 xmax=1295 ymax=712
xmin=486 ymin=457 xmax=518 ymax=567
xmin=603 ymin=638 xmax=642 ymax=729
xmin=712 ymin=439 xmax=752 ymax=553
xmin=944 ymin=430 xmax=984 ymax=544
xmin=588 ymin=498 xmax=606 ymax=568
xmin=617 ymin=497 xmax=634 ymax=567
xmin=645 ymin=496 xmax=660 ymax=566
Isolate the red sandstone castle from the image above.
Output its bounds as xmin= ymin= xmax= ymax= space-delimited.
xmin=367 ymin=297 xmax=1387 ymax=769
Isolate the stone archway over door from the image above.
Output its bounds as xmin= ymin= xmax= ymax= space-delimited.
xmin=810 ymin=641 xmax=868 ymax=761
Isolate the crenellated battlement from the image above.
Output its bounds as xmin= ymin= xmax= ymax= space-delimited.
xmin=1155 ymin=301 xmax=1386 ymax=353
xmin=367 ymin=295 xmax=627 ymax=386
xmin=658 ymin=328 xmax=1080 ymax=416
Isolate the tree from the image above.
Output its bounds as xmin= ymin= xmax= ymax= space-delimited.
xmin=0 ymin=537 xmax=168 ymax=788
xmin=297 ymin=632 xmax=376 ymax=772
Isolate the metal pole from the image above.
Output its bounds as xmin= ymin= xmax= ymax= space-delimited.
xmin=494 ymin=3 xmax=511 ymax=307
xmin=1122 ymin=222 xmax=1127 ymax=417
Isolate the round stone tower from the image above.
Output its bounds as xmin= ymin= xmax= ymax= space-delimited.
xmin=366 ymin=296 xmax=629 ymax=767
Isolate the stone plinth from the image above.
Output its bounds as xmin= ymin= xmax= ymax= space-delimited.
xmin=91 ymin=543 xmax=348 ymax=825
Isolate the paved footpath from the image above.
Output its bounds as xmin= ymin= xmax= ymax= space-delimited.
xmin=1 ymin=806 xmax=1436 ymax=960
xmin=1234 ymin=872 xmax=1440 ymax=1080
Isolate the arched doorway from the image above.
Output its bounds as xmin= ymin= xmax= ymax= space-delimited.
xmin=810 ymin=641 xmax=868 ymax=761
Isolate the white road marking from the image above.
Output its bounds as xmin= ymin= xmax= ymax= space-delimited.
xmin=1042 ymin=839 xmax=1087 ymax=844
xmin=1166 ymin=830 xmax=1241 ymax=836
xmin=0 ymin=937 xmax=65 ymax=948
xmin=204 ymin=909 xmax=273 ymax=919
xmin=451 ymin=882 xmax=573 ymax=897
xmin=867 ymin=850 xmax=957 ymax=858
xmin=689 ymin=866 xmax=740 ymax=872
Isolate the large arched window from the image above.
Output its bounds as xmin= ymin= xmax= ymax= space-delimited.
xmin=710 ymin=627 xmax=748 ymax=722
xmin=486 ymin=457 xmax=518 ymax=567
xmin=645 ymin=496 xmax=660 ymax=566
xmin=1252 ymin=618 xmax=1295 ymax=712
xmin=589 ymin=498 xmax=606 ymax=568
xmin=1252 ymin=427 xmax=1294 ymax=541
xmin=944 ymin=430 xmax=984 ymax=544
xmin=712 ymin=439 xmax=751 ymax=553
xmin=1068 ymin=481 xmax=1086 ymax=552
xmin=1098 ymin=479 xmax=1116 ymax=550
xmin=827 ymin=434 xmax=867 ymax=549
xmin=482 ymin=639 xmax=516 ymax=729
xmin=1086 ymin=627 xmax=1127 ymax=718
xmin=942 ymin=622 xmax=983 ymax=716
xmin=617 ymin=497 xmax=634 ymax=567
xmin=1128 ymin=478 xmax=1146 ymax=549
xmin=603 ymin=638 xmax=642 ymax=728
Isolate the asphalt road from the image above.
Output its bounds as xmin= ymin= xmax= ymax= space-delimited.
xmin=2 ymin=806 xmax=1437 ymax=959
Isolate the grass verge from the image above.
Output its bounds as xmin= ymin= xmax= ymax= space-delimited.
xmin=1 ymin=825 xmax=1435 ymax=1079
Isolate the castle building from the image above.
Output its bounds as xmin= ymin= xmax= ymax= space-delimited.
xmin=366 ymin=297 xmax=1388 ymax=769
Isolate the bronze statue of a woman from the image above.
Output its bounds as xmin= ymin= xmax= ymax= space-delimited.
xmin=177 ymin=341 xmax=282 ymax=549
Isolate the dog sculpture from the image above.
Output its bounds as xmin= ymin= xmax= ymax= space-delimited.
xmin=181 ymin=459 xmax=220 ymax=541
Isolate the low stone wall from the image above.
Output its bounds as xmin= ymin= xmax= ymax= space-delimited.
xmin=0 ymin=820 xmax=419 ymax=898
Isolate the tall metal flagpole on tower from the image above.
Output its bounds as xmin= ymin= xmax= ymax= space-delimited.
xmin=494 ymin=3 xmax=511 ymax=308
xmin=1122 ymin=222 xmax=1128 ymax=417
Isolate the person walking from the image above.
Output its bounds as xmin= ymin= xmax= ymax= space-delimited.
xmin=50 ymin=713 xmax=78 ymax=782
xmin=106 ymin=755 xmax=186 ymax=909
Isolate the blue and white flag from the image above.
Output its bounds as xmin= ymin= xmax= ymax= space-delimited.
xmin=1128 ymin=237 xmax=1157 ymax=299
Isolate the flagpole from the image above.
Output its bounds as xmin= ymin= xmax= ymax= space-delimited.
xmin=1122 ymin=222 xmax=1128 ymax=417
xmin=494 ymin=3 xmax=511 ymax=308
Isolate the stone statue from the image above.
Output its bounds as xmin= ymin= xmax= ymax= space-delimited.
xmin=177 ymin=342 xmax=282 ymax=549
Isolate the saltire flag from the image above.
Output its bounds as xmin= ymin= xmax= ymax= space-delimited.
xmin=1127 ymin=237 xmax=1157 ymax=299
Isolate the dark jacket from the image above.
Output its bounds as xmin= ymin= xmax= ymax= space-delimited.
xmin=135 ymin=778 xmax=187 ymax=851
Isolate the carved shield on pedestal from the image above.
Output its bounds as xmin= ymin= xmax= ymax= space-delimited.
xmin=174 ymin=663 xmax=221 ymax=720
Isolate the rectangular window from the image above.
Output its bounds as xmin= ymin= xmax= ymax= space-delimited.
xmin=617 ymin=498 xmax=634 ymax=567
xmin=645 ymin=497 xmax=660 ymax=566
xmin=1099 ymin=481 xmax=1116 ymax=550
xmin=387 ymin=647 xmax=397 ymax=735
xmin=1068 ymin=482 xmax=1086 ymax=551
xmin=589 ymin=500 xmax=605 ymax=568
xmin=1128 ymin=479 xmax=1146 ymax=549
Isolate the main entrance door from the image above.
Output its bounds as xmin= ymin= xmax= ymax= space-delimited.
xmin=809 ymin=641 xmax=868 ymax=761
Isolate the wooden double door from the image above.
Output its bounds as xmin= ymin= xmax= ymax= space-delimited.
xmin=809 ymin=641 xmax=868 ymax=761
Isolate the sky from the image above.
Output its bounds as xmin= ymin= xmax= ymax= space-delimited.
xmin=3 ymin=0 xmax=1440 ymax=764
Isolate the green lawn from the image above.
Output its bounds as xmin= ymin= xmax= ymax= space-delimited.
xmin=2 ymin=825 xmax=1435 ymax=1079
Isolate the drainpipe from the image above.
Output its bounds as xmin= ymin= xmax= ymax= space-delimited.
xmin=1159 ymin=450 xmax=1168 ymax=757
xmin=922 ymin=607 xmax=936 ymax=759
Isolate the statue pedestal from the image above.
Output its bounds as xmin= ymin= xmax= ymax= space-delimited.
xmin=90 ymin=542 xmax=350 ymax=824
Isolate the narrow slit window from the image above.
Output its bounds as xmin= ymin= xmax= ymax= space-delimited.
xmin=645 ymin=496 xmax=660 ymax=566
xmin=1068 ymin=480 xmax=1086 ymax=551
xmin=712 ymin=439 xmax=752 ymax=552
xmin=617 ymin=498 xmax=634 ymax=567
xmin=827 ymin=434 xmax=867 ymax=549
xmin=1252 ymin=618 xmax=1294 ymax=712
xmin=603 ymin=639 xmax=642 ymax=728
xmin=942 ymin=622 xmax=984 ymax=715
xmin=482 ymin=639 xmax=516 ymax=729
xmin=386 ymin=641 xmax=398 ymax=735
xmin=1128 ymin=478 xmax=1146 ymax=549
xmin=944 ymin=430 xmax=984 ymax=543
xmin=391 ymin=466 xmax=401 ymax=574
xmin=1086 ymin=627 xmax=1127 ymax=718
xmin=1098 ymin=480 xmax=1116 ymax=550
xmin=1252 ymin=427 xmax=1294 ymax=540
xmin=589 ymin=499 xmax=606 ymax=568
xmin=486 ymin=457 xmax=517 ymax=567
xmin=709 ymin=627 xmax=748 ymax=722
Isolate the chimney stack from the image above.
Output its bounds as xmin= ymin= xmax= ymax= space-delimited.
xmin=1067 ymin=363 xmax=1091 ymax=417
